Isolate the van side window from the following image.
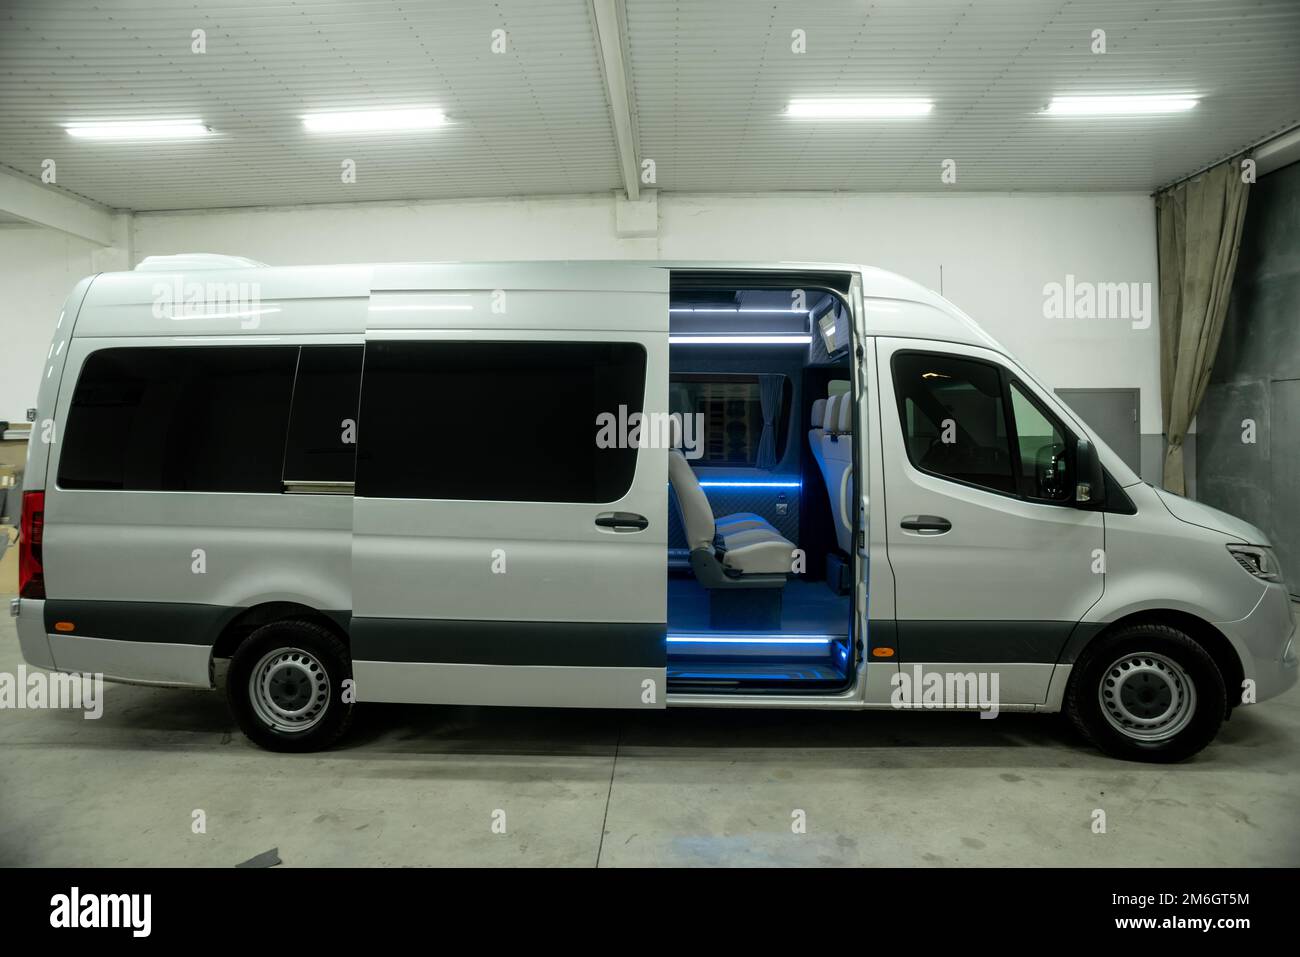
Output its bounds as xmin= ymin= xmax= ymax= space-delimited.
xmin=1008 ymin=380 xmax=1071 ymax=501
xmin=58 ymin=346 xmax=298 ymax=492
xmin=356 ymin=340 xmax=647 ymax=502
xmin=668 ymin=373 xmax=791 ymax=466
xmin=283 ymin=345 xmax=363 ymax=483
xmin=892 ymin=352 xmax=1016 ymax=495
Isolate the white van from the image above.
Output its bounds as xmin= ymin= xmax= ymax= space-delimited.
xmin=11 ymin=257 xmax=1296 ymax=761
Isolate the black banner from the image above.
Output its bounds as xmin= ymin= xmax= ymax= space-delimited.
xmin=1 ymin=866 xmax=1284 ymax=941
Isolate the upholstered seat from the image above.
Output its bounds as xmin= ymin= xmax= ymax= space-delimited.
xmin=808 ymin=396 xmax=831 ymax=479
xmin=817 ymin=393 xmax=855 ymax=553
xmin=667 ymin=442 xmax=794 ymax=581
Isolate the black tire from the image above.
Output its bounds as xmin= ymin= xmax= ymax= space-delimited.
xmin=1066 ymin=622 xmax=1225 ymax=763
xmin=226 ymin=619 xmax=354 ymax=752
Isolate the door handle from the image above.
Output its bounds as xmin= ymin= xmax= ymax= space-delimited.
xmin=900 ymin=515 xmax=951 ymax=534
xmin=595 ymin=511 xmax=649 ymax=531
xmin=838 ymin=467 xmax=853 ymax=533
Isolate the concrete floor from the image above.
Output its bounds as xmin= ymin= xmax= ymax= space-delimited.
xmin=1 ymin=611 xmax=1297 ymax=867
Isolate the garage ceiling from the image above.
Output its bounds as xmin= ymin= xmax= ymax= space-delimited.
xmin=0 ymin=0 xmax=1297 ymax=211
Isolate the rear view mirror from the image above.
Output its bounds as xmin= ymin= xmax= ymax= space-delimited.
xmin=1074 ymin=437 xmax=1106 ymax=507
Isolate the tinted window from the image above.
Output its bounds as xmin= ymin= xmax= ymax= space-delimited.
xmin=668 ymin=374 xmax=791 ymax=466
xmin=283 ymin=345 xmax=363 ymax=483
xmin=59 ymin=346 xmax=297 ymax=492
xmin=356 ymin=340 xmax=647 ymax=502
xmin=1009 ymin=381 xmax=1071 ymax=501
xmin=892 ymin=352 xmax=1015 ymax=494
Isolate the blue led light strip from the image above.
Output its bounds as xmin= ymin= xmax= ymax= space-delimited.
xmin=667 ymin=633 xmax=841 ymax=645
xmin=697 ymin=480 xmax=801 ymax=489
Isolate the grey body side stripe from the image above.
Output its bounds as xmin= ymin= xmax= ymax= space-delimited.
xmin=1054 ymin=621 xmax=1108 ymax=665
xmin=42 ymin=599 xmax=352 ymax=648
xmin=896 ymin=620 xmax=1076 ymax=663
xmin=351 ymin=618 xmax=666 ymax=668
xmin=44 ymin=599 xmax=236 ymax=646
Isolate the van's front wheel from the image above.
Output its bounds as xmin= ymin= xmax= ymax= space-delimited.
xmin=227 ymin=620 xmax=354 ymax=752
xmin=1066 ymin=623 xmax=1225 ymax=763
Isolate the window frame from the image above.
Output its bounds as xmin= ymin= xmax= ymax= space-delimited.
xmin=56 ymin=343 xmax=301 ymax=495
xmin=280 ymin=343 xmax=364 ymax=490
xmin=668 ymin=372 xmax=792 ymax=468
xmin=354 ymin=338 xmax=649 ymax=504
xmin=1003 ymin=375 xmax=1076 ymax=504
xmin=890 ymin=348 xmax=1079 ymax=507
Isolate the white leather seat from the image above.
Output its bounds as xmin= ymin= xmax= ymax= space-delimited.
xmin=821 ymin=395 xmax=855 ymax=552
xmin=808 ymin=397 xmax=829 ymax=479
xmin=716 ymin=525 xmax=800 ymax=574
xmin=668 ymin=448 xmax=795 ymax=577
xmin=715 ymin=511 xmax=770 ymax=534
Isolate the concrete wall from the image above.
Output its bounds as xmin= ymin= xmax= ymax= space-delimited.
xmin=1197 ymin=161 xmax=1300 ymax=590
xmin=2 ymin=192 xmax=1162 ymax=468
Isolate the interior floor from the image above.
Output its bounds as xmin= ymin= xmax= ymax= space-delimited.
xmin=666 ymin=575 xmax=853 ymax=690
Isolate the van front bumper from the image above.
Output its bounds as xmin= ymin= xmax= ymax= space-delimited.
xmin=12 ymin=598 xmax=56 ymax=670
xmin=1217 ymin=583 xmax=1298 ymax=704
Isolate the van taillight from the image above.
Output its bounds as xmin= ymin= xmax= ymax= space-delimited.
xmin=18 ymin=490 xmax=45 ymax=599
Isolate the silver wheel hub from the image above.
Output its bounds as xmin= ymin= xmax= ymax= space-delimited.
xmin=1098 ymin=652 xmax=1196 ymax=742
xmin=249 ymin=647 xmax=330 ymax=734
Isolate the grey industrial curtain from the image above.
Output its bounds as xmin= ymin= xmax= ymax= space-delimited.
xmin=1156 ymin=158 xmax=1251 ymax=495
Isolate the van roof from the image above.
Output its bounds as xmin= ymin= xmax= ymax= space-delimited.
xmin=71 ymin=257 xmax=1005 ymax=352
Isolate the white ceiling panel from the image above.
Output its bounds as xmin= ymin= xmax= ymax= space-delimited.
xmin=0 ymin=0 xmax=1296 ymax=211
xmin=0 ymin=0 xmax=623 ymax=209
xmin=625 ymin=0 xmax=1300 ymax=191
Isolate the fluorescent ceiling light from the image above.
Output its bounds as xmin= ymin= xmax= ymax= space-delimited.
xmin=669 ymin=335 xmax=812 ymax=345
xmin=65 ymin=120 xmax=211 ymax=140
xmin=786 ymin=98 xmax=933 ymax=118
xmin=302 ymin=108 xmax=446 ymax=133
xmin=1043 ymin=96 xmax=1198 ymax=116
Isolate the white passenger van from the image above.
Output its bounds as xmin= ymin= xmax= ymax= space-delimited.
xmin=11 ymin=256 xmax=1296 ymax=761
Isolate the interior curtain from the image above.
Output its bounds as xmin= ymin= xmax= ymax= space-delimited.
xmin=754 ymin=374 xmax=783 ymax=469
xmin=1156 ymin=157 xmax=1251 ymax=495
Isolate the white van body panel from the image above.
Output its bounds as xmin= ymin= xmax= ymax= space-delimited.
xmin=351 ymin=262 xmax=670 ymax=709
xmin=46 ymin=633 xmax=211 ymax=688
xmin=34 ymin=269 xmax=368 ymax=686
xmin=24 ymin=276 xmax=95 ymax=493
xmin=1086 ymin=480 xmax=1296 ymax=700
xmin=74 ymin=265 xmax=373 ymax=338
xmin=875 ymin=335 xmax=1106 ymax=705
xmin=15 ymin=598 xmax=55 ymax=670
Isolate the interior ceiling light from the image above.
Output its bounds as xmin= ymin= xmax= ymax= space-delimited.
xmin=668 ymin=335 xmax=813 ymax=345
xmin=65 ymin=120 xmax=212 ymax=139
xmin=785 ymin=98 xmax=933 ymax=118
xmin=302 ymin=108 xmax=447 ymax=133
xmin=1042 ymin=95 xmax=1199 ymax=115
xmin=669 ymin=307 xmax=808 ymax=314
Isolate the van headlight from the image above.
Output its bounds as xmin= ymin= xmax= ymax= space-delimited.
xmin=1227 ymin=544 xmax=1282 ymax=582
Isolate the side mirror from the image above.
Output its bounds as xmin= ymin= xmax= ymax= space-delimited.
xmin=1074 ymin=438 xmax=1106 ymax=507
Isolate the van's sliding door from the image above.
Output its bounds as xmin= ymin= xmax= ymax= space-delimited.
xmin=351 ymin=264 xmax=669 ymax=709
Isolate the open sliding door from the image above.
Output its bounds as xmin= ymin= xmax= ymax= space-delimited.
xmin=351 ymin=263 xmax=670 ymax=709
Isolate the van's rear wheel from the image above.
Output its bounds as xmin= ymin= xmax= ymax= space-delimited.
xmin=1066 ymin=623 xmax=1225 ymax=763
xmin=227 ymin=620 xmax=354 ymax=752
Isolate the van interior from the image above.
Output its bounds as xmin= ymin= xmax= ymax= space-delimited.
xmin=666 ymin=276 xmax=858 ymax=694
